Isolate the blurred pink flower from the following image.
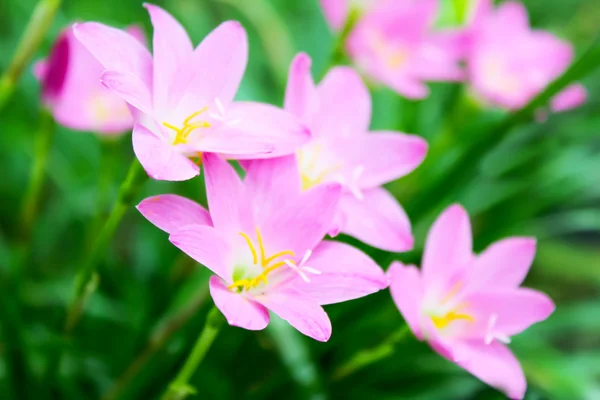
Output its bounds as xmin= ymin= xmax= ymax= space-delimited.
xmin=389 ymin=204 xmax=555 ymax=399
xmin=345 ymin=0 xmax=465 ymax=99
xmin=267 ymin=53 xmax=427 ymax=252
xmin=74 ymin=4 xmax=309 ymax=181
xmin=137 ymin=154 xmax=388 ymax=341
xmin=320 ymin=0 xmax=377 ymax=30
xmin=33 ymin=25 xmax=144 ymax=135
xmin=467 ymin=0 xmax=586 ymax=112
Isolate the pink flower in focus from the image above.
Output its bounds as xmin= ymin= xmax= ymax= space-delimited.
xmin=346 ymin=0 xmax=465 ymax=99
xmin=137 ymin=154 xmax=388 ymax=341
xmin=33 ymin=25 xmax=144 ymax=134
xmin=74 ymin=4 xmax=309 ymax=181
xmin=389 ymin=205 xmax=555 ymax=399
xmin=467 ymin=0 xmax=586 ymax=112
xmin=276 ymin=53 xmax=427 ymax=252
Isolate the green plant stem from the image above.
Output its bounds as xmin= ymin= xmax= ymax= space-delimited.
xmin=16 ymin=109 xmax=55 ymax=254
xmin=0 ymin=0 xmax=62 ymax=111
xmin=64 ymin=158 xmax=148 ymax=333
xmin=408 ymin=35 xmax=600 ymax=221
xmin=331 ymin=325 xmax=411 ymax=381
xmin=102 ymin=287 xmax=209 ymax=400
xmin=161 ymin=306 xmax=224 ymax=400
xmin=324 ymin=7 xmax=360 ymax=74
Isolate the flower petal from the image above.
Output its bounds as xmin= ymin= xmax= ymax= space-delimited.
xmin=388 ymin=261 xmax=425 ymax=340
xmin=454 ymin=341 xmax=527 ymax=400
xmin=172 ymin=21 xmax=247 ymax=117
xmin=132 ymin=123 xmax=199 ymax=181
xmin=312 ymin=67 xmax=371 ymax=137
xmin=100 ymin=70 xmax=153 ymax=115
xmin=466 ymin=288 xmax=555 ymax=337
xmin=73 ymin=22 xmax=153 ymax=87
xmin=137 ymin=194 xmax=212 ymax=234
xmin=468 ymin=238 xmax=537 ymax=288
xmin=319 ymin=0 xmax=348 ymax=30
xmin=550 ymin=84 xmax=587 ymax=112
xmin=337 ymin=188 xmax=414 ymax=252
xmin=202 ymin=153 xmax=252 ymax=235
xmin=209 ymin=276 xmax=270 ymax=330
xmin=145 ymin=4 xmax=193 ymax=111
xmin=284 ymin=53 xmax=318 ymax=122
xmin=255 ymin=288 xmax=332 ymax=342
xmin=215 ymin=101 xmax=310 ymax=159
xmin=337 ymin=132 xmax=428 ymax=188
xmin=169 ymin=225 xmax=233 ymax=279
xmin=422 ymin=204 xmax=473 ymax=288
xmin=297 ymin=241 xmax=387 ymax=305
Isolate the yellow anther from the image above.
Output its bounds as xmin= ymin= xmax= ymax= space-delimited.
xmin=431 ymin=312 xmax=474 ymax=329
xmin=239 ymin=232 xmax=258 ymax=265
xmin=163 ymin=107 xmax=211 ymax=145
xmin=262 ymin=250 xmax=295 ymax=268
xmin=183 ymin=107 xmax=208 ymax=125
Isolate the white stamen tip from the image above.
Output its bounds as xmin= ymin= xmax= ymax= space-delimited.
xmin=215 ymin=97 xmax=225 ymax=115
xmin=209 ymin=112 xmax=225 ymax=121
xmin=300 ymin=249 xmax=312 ymax=265
xmin=303 ymin=267 xmax=322 ymax=275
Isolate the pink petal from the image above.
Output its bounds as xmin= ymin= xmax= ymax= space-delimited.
xmin=297 ymin=240 xmax=387 ymax=305
xmin=199 ymin=129 xmax=276 ymax=156
xmin=312 ymin=67 xmax=372 ymax=138
xmin=73 ymin=22 xmax=153 ymax=88
xmin=209 ymin=276 xmax=270 ymax=330
xmin=466 ymin=288 xmax=555 ymax=337
xmin=132 ymin=123 xmax=199 ymax=181
xmin=388 ymin=77 xmax=431 ymax=100
xmin=422 ymin=204 xmax=473 ymax=288
xmin=32 ymin=59 xmax=48 ymax=81
xmin=100 ymin=70 xmax=153 ymax=115
xmin=337 ymin=188 xmax=414 ymax=252
xmin=388 ymin=261 xmax=425 ymax=340
xmin=255 ymin=287 xmax=332 ymax=342
xmin=137 ymin=194 xmax=212 ymax=234
xmin=144 ymin=4 xmax=193 ymax=111
xmin=495 ymin=1 xmax=530 ymax=32
xmin=337 ymin=131 xmax=428 ymax=188
xmin=284 ymin=53 xmax=318 ymax=122
xmin=468 ymin=238 xmax=537 ymax=288
xmin=215 ymin=102 xmax=310 ymax=159
xmin=202 ymin=153 xmax=252 ymax=235
xmin=550 ymin=84 xmax=587 ymax=112
xmin=454 ymin=341 xmax=527 ymax=399
xmin=171 ymin=21 xmax=247 ymax=118
xmin=260 ymin=182 xmax=342 ymax=258
xmin=169 ymin=225 xmax=233 ymax=279
xmin=319 ymin=0 xmax=348 ymax=30
xmin=125 ymin=25 xmax=147 ymax=46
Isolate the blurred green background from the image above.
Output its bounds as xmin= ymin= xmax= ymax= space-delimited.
xmin=1 ymin=0 xmax=599 ymax=399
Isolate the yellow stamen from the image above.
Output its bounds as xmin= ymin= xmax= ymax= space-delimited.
xmin=239 ymin=232 xmax=258 ymax=265
xmin=262 ymin=250 xmax=295 ymax=268
xmin=163 ymin=107 xmax=211 ymax=145
xmin=255 ymin=227 xmax=267 ymax=266
xmin=431 ymin=312 xmax=474 ymax=329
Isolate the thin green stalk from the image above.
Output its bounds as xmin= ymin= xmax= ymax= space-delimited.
xmin=323 ymin=7 xmax=360 ymax=75
xmin=16 ymin=109 xmax=55 ymax=254
xmin=331 ymin=325 xmax=411 ymax=381
xmin=408 ymin=35 xmax=600 ymax=221
xmin=161 ymin=306 xmax=224 ymax=400
xmin=102 ymin=287 xmax=209 ymax=400
xmin=64 ymin=158 xmax=148 ymax=333
xmin=0 ymin=0 xmax=62 ymax=111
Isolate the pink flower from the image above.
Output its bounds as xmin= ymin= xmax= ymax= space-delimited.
xmin=466 ymin=0 xmax=586 ymax=112
xmin=74 ymin=4 xmax=309 ymax=181
xmin=388 ymin=205 xmax=555 ymax=399
xmin=273 ymin=53 xmax=427 ymax=252
xmin=320 ymin=0 xmax=378 ymax=31
xmin=137 ymin=154 xmax=388 ymax=341
xmin=33 ymin=25 xmax=144 ymax=134
xmin=345 ymin=0 xmax=465 ymax=99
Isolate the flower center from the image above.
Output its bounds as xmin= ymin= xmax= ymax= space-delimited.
xmin=427 ymin=282 xmax=474 ymax=331
xmin=163 ymin=107 xmax=211 ymax=145
xmin=369 ymin=31 xmax=408 ymax=71
xmin=228 ymin=228 xmax=295 ymax=292
xmin=297 ymin=143 xmax=342 ymax=191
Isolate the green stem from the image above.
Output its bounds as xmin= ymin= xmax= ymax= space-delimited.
xmin=331 ymin=325 xmax=411 ymax=381
xmin=102 ymin=286 xmax=209 ymax=400
xmin=161 ymin=306 xmax=224 ymax=400
xmin=16 ymin=109 xmax=55 ymax=250
xmin=323 ymin=7 xmax=360 ymax=75
xmin=64 ymin=158 xmax=148 ymax=333
xmin=408 ymin=35 xmax=600 ymax=220
xmin=0 ymin=0 xmax=62 ymax=111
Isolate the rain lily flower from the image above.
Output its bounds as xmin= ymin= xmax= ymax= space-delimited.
xmin=466 ymin=0 xmax=586 ymax=112
xmin=276 ymin=53 xmax=427 ymax=252
xmin=320 ymin=0 xmax=377 ymax=31
xmin=137 ymin=154 xmax=388 ymax=341
xmin=345 ymin=0 xmax=465 ymax=99
xmin=388 ymin=204 xmax=555 ymax=399
xmin=74 ymin=4 xmax=309 ymax=181
xmin=33 ymin=25 xmax=144 ymax=134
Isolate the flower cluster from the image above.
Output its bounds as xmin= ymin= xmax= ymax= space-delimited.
xmin=35 ymin=1 xmax=572 ymax=398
